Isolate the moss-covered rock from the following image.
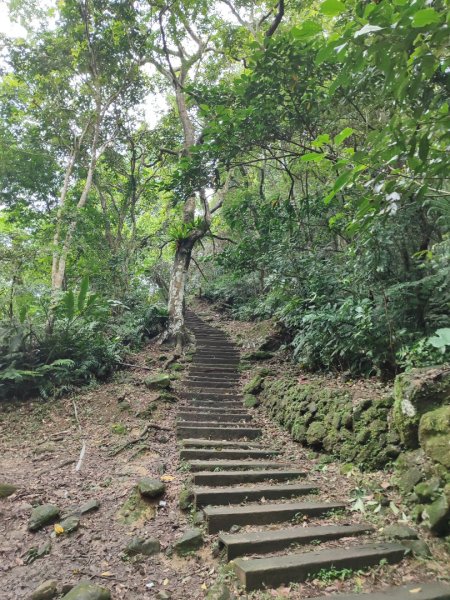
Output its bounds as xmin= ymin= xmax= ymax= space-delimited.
xmin=242 ymin=350 xmax=273 ymax=361
xmin=0 ymin=483 xmax=17 ymax=498
xmin=28 ymin=504 xmax=60 ymax=532
xmin=422 ymin=485 xmax=450 ymax=535
xmin=62 ymin=583 xmax=111 ymax=600
xmin=243 ymin=374 xmax=264 ymax=395
xmin=178 ymin=486 xmax=193 ymax=511
xmin=137 ymin=478 xmax=166 ymax=498
xmin=244 ymin=394 xmax=260 ymax=408
xmin=306 ymin=422 xmax=326 ymax=449
xmin=144 ymin=374 xmax=171 ymax=390
xmin=414 ymin=477 xmax=441 ymax=502
xmin=418 ymin=405 xmax=450 ymax=468
xmin=393 ymin=366 xmax=450 ymax=448
xmin=174 ymin=528 xmax=203 ymax=555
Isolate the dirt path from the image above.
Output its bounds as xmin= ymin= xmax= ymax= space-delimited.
xmin=0 ymin=316 xmax=449 ymax=599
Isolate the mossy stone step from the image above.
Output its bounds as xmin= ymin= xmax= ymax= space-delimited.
xmin=176 ymin=426 xmax=261 ymax=440
xmin=233 ymin=542 xmax=405 ymax=591
xmin=180 ymin=438 xmax=264 ymax=449
xmin=177 ymin=420 xmax=251 ymax=429
xmin=193 ymin=469 xmax=306 ymax=486
xmin=188 ymin=459 xmax=287 ymax=472
xmin=219 ymin=523 xmax=373 ymax=560
xmin=182 ymin=448 xmax=279 ymax=461
xmin=179 ymin=406 xmax=247 ymax=414
xmin=182 ymin=392 xmax=242 ymax=401
xmin=194 ymin=482 xmax=317 ymax=508
xmin=177 ymin=412 xmax=251 ymax=423
xmin=312 ymin=584 xmax=450 ymax=600
xmin=204 ymin=500 xmax=346 ymax=533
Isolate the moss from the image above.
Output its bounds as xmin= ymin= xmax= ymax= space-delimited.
xmin=178 ymin=486 xmax=194 ymax=511
xmin=244 ymin=394 xmax=260 ymax=408
xmin=418 ymin=405 xmax=450 ymax=468
xmin=306 ymin=421 xmax=326 ymax=449
xmin=243 ymin=374 xmax=264 ymax=395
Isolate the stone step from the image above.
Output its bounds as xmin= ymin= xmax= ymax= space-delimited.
xmin=204 ymin=500 xmax=347 ymax=534
xmin=312 ymin=583 xmax=450 ymax=600
xmin=189 ymin=366 xmax=238 ymax=373
xmin=186 ymin=379 xmax=238 ymax=389
xmin=219 ymin=523 xmax=373 ymax=560
xmin=182 ymin=448 xmax=279 ymax=461
xmin=233 ymin=542 xmax=405 ymax=591
xmin=195 ymin=351 xmax=240 ymax=358
xmin=193 ymin=469 xmax=306 ymax=486
xmin=191 ymin=359 xmax=240 ymax=365
xmin=184 ymin=398 xmax=243 ymax=406
xmin=194 ymin=482 xmax=317 ymax=508
xmin=182 ymin=392 xmax=242 ymax=401
xmin=180 ymin=439 xmax=264 ymax=449
xmin=186 ymin=388 xmax=241 ymax=397
xmin=188 ymin=373 xmax=240 ymax=380
xmin=176 ymin=426 xmax=261 ymax=441
xmin=189 ymin=460 xmax=287 ymax=472
xmin=179 ymin=407 xmax=247 ymax=414
xmin=177 ymin=420 xmax=250 ymax=429
xmin=177 ymin=412 xmax=251 ymax=423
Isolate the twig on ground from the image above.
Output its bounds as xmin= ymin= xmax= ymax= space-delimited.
xmin=39 ymin=458 xmax=76 ymax=475
xmin=72 ymin=399 xmax=86 ymax=472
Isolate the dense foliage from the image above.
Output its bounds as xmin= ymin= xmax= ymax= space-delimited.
xmin=1 ymin=0 xmax=449 ymax=398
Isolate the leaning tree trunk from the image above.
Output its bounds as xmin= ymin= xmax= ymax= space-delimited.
xmin=166 ymin=237 xmax=195 ymax=351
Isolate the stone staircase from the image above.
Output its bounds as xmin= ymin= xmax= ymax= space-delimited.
xmin=176 ymin=312 xmax=450 ymax=598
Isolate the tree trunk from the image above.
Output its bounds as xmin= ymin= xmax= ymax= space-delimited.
xmin=166 ymin=238 xmax=195 ymax=351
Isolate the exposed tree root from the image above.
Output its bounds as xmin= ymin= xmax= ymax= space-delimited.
xmin=109 ymin=423 xmax=170 ymax=456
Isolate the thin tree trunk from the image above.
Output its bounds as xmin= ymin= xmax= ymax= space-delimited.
xmin=167 ymin=238 xmax=194 ymax=350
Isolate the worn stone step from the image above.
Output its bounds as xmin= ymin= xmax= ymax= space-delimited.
xmin=186 ymin=379 xmax=238 ymax=389
xmin=180 ymin=406 xmax=247 ymax=414
xmin=193 ymin=469 xmax=306 ymax=486
xmin=312 ymin=583 xmax=450 ymax=600
xmin=191 ymin=358 xmax=240 ymax=365
xmin=177 ymin=420 xmax=250 ymax=429
xmin=180 ymin=439 xmax=264 ymax=449
xmin=189 ymin=366 xmax=238 ymax=373
xmin=188 ymin=373 xmax=240 ymax=380
xmin=182 ymin=448 xmax=279 ymax=461
xmin=183 ymin=403 xmax=243 ymax=411
xmin=219 ymin=523 xmax=373 ymax=560
xmin=182 ymin=392 xmax=242 ymax=401
xmin=233 ymin=542 xmax=405 ymax=591
xmin=194 ymin=482 xmax=317 ymax=508
xmin=204 ymin=500 xmax=346 ymax=534
xmin=177 ymin=413 xmax=252 ymax=423
xmin=176 ymin=426 xmax=261 ymax=440
xmin=189 ymin=459 xmax=287 ymax=472
xmin=185 ymin=398 xmax=242 ymax=405
xmin=195 ymin=351 xmax=239 ymax=358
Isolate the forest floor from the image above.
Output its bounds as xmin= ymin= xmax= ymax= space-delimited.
xmin=0 ymin=304 xmax=449 ymax=599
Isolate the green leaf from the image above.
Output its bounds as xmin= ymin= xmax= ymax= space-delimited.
xmin=354 ymin=24 xmax=383 ymax=38
xmin=78 ymin=275 xmax=89 ymax=312
xmin=63 ymin=290 xmax=75 ymax=320
xmin=291 ymin=21 xmax=322 ymax=39
xmin=411 ymin=8 xmax=442 ymax=28
xmin=300 ymin=152 xmax=325 ymax=162
xmin=418 ymin=135 xmax=429 ymax=162
xmin=334 ymin=127 xmax=354 ymax=145
xmin=320 ymin=0 xmax=346 ymax=16
xmin=19 ymin=305 xmax=28 ymax=323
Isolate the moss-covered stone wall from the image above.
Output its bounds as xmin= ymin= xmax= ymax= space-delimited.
xmin=260 ymin=377 xmax=400 ymax=470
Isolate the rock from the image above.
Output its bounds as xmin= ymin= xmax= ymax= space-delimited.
xmin=414 ymin=477 xmax=441 ymax=502
xmin=243 ymin=375 xmax=264 ymax=395
xmin=393 ymin=366 xmax=450 ymax=448
xmin=383 ymin=524 xmax=418 ymax=540
xmin=243 ymin=394 xmax=260 ymax=408
xmin=401 ymin=539 xmax=432 ymax=558
xmin=170 ymin=362 xmax=184 ymax=371
xmin=28 ymin=504 xmax=60 ymax=532
xmin=422 ymin=486 xmax=450 ymax=535
xmin=31 ymin=580 xmax=58 ymax=600
xmin=242 ymin=350 xmax=273 ymax=361
xmin=79 ymin=499 xmax=100 ymax=515
xmin=174 ymin=528 xmax=203 ymax=555
xmin=229 ymin=524 xmax=241 ymax=534
xmin=124 ymin=536 xmax=160 ymax=556
xmin=144 ymin=374 xmax=171 ymax=390
xmin=118 ymin=400 xmax=131 ymax=411
xmin=0 ymin=482 xmax=17 ymax=498
xmin=306 ymin=421 xmax=326 ymax=449
xmin=192 ymin=511 xmax=204 ymax=526
xmin=156 ymin=592 xmax=171 ymax=600
xmin=398 ymin=467 xmax=424 ymax=494
xmin=137 ymin=478 xmax=166 ymax=499
xmin=57 ymin=515 xmax=80 ymax=534
xmin=61 ymin=582 xmax=111 ymax=600
xmin=418 ymin=405 xmax=450 ymax=468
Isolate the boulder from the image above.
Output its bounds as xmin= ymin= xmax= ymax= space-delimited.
xmin=383 ymin=524 xmax=418 ymax=540
xmin=401 ymin=539 xmax=432 ymax=558
xmin=144 ymin=374 xmax=171 ymax=390
xmin=57 ymin=515 xmax=80 ymax=534
xmin=62 ymin=583 xmax=110 ymax=600
xmin=422 ymin=485 xmax=450 ymax=535
xmin=137 ymin=478 xmax=166 ymax=499
xmin=28 ymin=504 xmax=60 ymax=532
xmin=243 ymin=375 xmax=264 ymax=395
xmin=418 ymin=405 xmax=450 ymax=468
xmin=174 ymin=528 xmax=203 ymax=555
xmin=306 ymin=421 xmax=326 ymax=449
xmin=30 ymin=580 xmax=58 ymax=600
xmin=124 ymin=536 xmax=160 ymax=556
xmin=414 ymin=477 xmax=441 ymax=502
xmin=0 ymin=482 xmax=17 ymax=498
xmin=178 ymin=487 xmax=193 ymax=510
xmin=393 ymin=366 xmax=450 ymax=448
